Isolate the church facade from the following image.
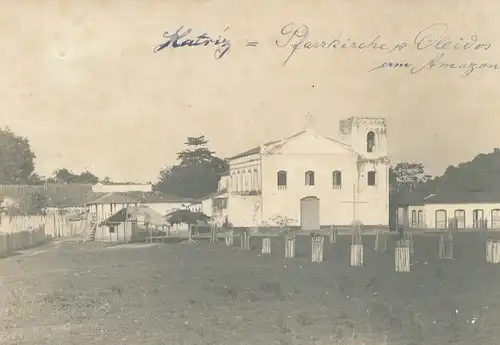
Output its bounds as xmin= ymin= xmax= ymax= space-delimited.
xmin=225 ymin=117 xmax=390 ymax=230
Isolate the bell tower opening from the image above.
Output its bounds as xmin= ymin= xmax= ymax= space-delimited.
xmin=339 ymin=117 xmax=387 ymax=156
xmin=367 ymin=131 xmax=376 ymax=152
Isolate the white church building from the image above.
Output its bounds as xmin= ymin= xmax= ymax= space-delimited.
xmin=225 ymin=117 xmax=390 ymax=230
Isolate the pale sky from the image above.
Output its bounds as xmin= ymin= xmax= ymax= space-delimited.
xmin=1 ymin=0 xmax=499 ymax=182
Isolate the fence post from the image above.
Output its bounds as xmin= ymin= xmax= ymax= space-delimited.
xmin=240 ymin=229 xmax=250 ymax=251
xmin=403 ymin=231 xmax=414 ymax=254
xmin=210 ymin=225 xmax=217 ymax=243
xmin=225 ymin=230 xmax=234 ymax=246
xmin=311 ymin=235 xmax=324 ymax=263
xmin=374 ymin=230 xmax=387 ymax=252
xmin=395 ymin=240 xmax=411 ymax=272
xmin=329 ymin=225 xmax=337 ymax=244
xmin=438 ymin=231 xmax=454 ymax=259
xmin=284 ymin=230 xmax=295 ymax=259
xmin=350 ymin=225 xmax=363 ymax=266
xmin=486 ymin=239 xmax=500 ymax=263
xmin=261 ymin=237 xmax=271 ymax=254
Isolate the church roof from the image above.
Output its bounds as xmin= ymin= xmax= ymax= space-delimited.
xmin=227 ymin=134 xmax=299 ymax=160
xmin=227 ymin=129 xmax=354 ymax=160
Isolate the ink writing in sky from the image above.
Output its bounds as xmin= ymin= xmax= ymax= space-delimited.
xmin=153 ymin=26 xmax=232 ymax=60
xmin=152 ymin=23 xmax=498 ymax=77
xmin=275 ymin=23 xmax=406 ymax=65
xmin=275 ymin=22 xmax=498 ymax=76
xmin=368 ymin=23 xmax=497 ymax=76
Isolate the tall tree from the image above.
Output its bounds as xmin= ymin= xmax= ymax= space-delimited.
xmin=0 ymin=127 xmax=36 ymax=184
xmin=101 ymin=176 xmax=113 ymax=184
xmin=155 ymin=136 xmax=228 ymax=198
xmin=390 ymin=162 xmax=432 ymax=193
xmin=177 ymin=135 xmax=216 ymax=166
xmin=52 ymin=169 xmax=99 ymax=184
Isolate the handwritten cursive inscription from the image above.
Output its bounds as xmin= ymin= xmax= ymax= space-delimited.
xmin=414 ymin=23 xmax=491 ymax=51
xmin=369 ymin=53 xmax=500 ymax=76
xmin=276 ymin=23 xmax=401 ymax=65
xmin=153 ymin=26 xmax=231 ymax=59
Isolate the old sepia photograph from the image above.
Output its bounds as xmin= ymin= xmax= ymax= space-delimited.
xmin=0 ymin=0 xmax=499 ymax=344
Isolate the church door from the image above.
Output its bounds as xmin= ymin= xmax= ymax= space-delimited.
xmin=300 ymin=197 xmax=320 ymax=231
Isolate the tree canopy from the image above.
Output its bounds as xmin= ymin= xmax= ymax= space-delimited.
xmin=166 ymin=209 xmax=211 ymax=226
xmin=48 ymin=169 xmax=100 ymax=184
xmin=390 ymin=148 xmax=500 ymax=199
xmin=154 ymin=135 xmax=228 ymax=198
xmin=0 ymin=127 xmax=36 ymax=184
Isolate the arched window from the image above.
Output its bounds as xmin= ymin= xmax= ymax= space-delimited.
xmin=435 ymin=209 xmax=447 ymax=228
xmin=492 ymin=209 xmax=500 ymax=228
xmin=417 ymin=210 xmax=424 ymax=228
xmin=332 ymin=170 xmax=342 ymax=190
xmin=454 ymin=209 xmax=465 ymax=229
xmin=367 ymin=171 xmax=376 ymax=186
xmin=411 ymin=210 xmax=417 ymax=227
xmin=473 ymin=209 xmax=484 ymax=228
xmin=367 ymin=131 xmax=376 ymax=152
xmin=305 ymin=171 xmax=315 ymax=186
xmin=277 ymin=170 xmax=287 ymax=190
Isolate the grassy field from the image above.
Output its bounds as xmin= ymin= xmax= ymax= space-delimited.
xmin=1 ymin=232 xmax=500 ymax=345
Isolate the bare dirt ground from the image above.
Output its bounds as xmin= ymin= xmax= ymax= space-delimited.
xmin=1 ymin=232 xmax=500 ymax=345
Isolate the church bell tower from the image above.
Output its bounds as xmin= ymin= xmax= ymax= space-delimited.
xmin=339 ymin=117 xmax=388 ymax=158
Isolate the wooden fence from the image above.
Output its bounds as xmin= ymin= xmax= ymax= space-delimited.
xmin=0 ymin=215 xmax=84 ymax=238
xmin=0 ymin=226 xmax=46 ymax=257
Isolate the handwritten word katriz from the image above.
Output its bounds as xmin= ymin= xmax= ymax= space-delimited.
xmin=153 ymin=26 xmax=231 ymax=59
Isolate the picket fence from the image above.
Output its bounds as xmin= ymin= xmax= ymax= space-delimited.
xmin=0 ymin=226 xmax=46 ymax=256
xmin=0 ymin=214 xmax=85 ymax=238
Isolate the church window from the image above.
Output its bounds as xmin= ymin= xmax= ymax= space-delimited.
xmin=418 ymin=210 xmax=424 ymax=228
xmin=277 ymin=170 xmax=287 ymax=190
xmin=454 ymin=209 xmax=465 ymax=229
xmin=332 ymin=170 xmax=342 ymax=189
xmin=411 ymin=210 xmax=417 ymax=227
xmin=305 ymin=171 xmax=315 ymax=186
xmin=367 ymin=131 xmax=376 ymax=153
xmin=435 ymin=209 xmax=447 ymax=228
xmin=367 ymin=171 xmax=376 ymax=186
xmin=473 ymin=209 xmax=484 ymax=228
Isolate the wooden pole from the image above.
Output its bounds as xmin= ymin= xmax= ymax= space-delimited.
xmin=124 ymin=204 xmax=128 ymax=244
xmin=351 ymin=184 xmax=356 ymax=221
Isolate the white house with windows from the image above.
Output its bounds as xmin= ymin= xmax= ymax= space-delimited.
xmin=407 ymin=191 xmax=500 ymax=229
xmin=225 ymin=117 xmax=390 ymax=230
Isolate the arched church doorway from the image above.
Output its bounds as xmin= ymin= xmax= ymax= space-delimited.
xmin=300 ymin=196 xmax=320 ymax=231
